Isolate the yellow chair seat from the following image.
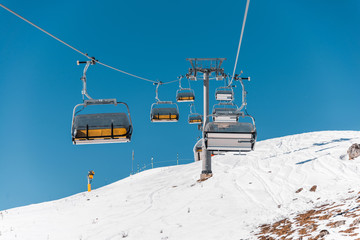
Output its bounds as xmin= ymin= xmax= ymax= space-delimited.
xmin=189 ymin=119 xmax=202 ymax=123
xmin=178 ymin=96 xmax=195 ymax=101
xmin=153 ymin=115 xmax=178 ymax=120
xmin=75 ymin=127 xmax=128 ymax=140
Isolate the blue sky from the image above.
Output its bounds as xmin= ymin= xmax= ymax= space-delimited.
xmin=0 ymin=0 xmax=359 ymax=210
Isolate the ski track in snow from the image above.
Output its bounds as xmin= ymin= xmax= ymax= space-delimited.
xmin=1 ymin=131 xmax=360 ymax=240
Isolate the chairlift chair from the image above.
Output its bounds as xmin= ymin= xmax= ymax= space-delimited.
xmin=188 ymin=103 xmax=202 ymax=124
xmin=150 ymin=101 xmax=179 ymax=122
xmin=215 ymin=86 xmax=234 ymax=101
xmin=212 ymin=102 xmax=240 ymax=122
xmin=204 ymin=72 xmax=257 ymax=152
xmin=150 ymin=82 xmax=180 ymax=122
xmin=71 ymin=99 xmax=133 ymax=145
xmin=204 ymin=116 xmax=257 ymax=152
xmin=188 ymin=113 xmax=203 ymax=124
xmin=72 ymin=60 xmax=133 ymax=145
xmin=176 ymin=77 xmax=195 ymax=102
xmin=176 ymin=88 xmax=195 ymax=102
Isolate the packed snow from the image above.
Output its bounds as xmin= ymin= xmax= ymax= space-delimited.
xmin=1 ymin=131 xmax=360 ymax=239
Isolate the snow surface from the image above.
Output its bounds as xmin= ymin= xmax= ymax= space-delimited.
xmin=1 ymin=131 xmax=360 ymax=240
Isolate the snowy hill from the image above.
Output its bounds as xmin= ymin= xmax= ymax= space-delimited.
xmin=1 ymin=131 xmax=360 ymax=240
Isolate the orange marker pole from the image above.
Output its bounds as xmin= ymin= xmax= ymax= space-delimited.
xmin=87 ymin=177 xmax=91 ymax=192
xmin=87 ymin=171 xmax=94 ymax=192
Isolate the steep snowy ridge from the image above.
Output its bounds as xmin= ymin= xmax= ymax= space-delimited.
xmin=1 ymin=131 xmax=360 ymax=240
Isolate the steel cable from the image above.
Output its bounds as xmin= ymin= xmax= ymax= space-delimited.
xmin=231 ymin=0 xmax=250 ymax=83
xmin=0 ymin=3 xmax=91 ymax=60
xmin=0 ymin=3 xmax=179 ymax=85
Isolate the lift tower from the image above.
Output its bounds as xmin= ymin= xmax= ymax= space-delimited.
xmin=186 ymin=58 xmax=226 ymax=180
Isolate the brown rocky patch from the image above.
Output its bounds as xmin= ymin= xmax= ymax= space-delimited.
xmin=351 ymin=218 xmax=360 ymax=227
xmin=327 ymin=220 xmax=346 ymax=228
xmin=310 ymin=185 xmax=317 ymax=192
xmin=339 ymin=227 xmax=357 ymax=234
xmin=257 ymin=193 xmax=360 ymax=239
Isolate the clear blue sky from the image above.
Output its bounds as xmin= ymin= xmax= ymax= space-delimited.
xmin=0 ymin=0 xmax=359 ymax=210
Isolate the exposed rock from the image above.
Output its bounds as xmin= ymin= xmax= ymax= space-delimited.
xmin=348 ymin=143 xmax=360 ymax=160
xmin=296 ymin=188 xmax=303 ymax=193
xmin=351 ymin=218 xmax=360 ymax=227
xmin=256 ymin=200 xmax=356 ymax=239
xmin=319 ymin=229 xmax=329 ymax=237
xmin=310 ymin=185 xmax=317 ymax=192
xmin=340 ymin=227 xmax=357 ymax=234
xmin=329 ymin=220 xmax=346 ymax=228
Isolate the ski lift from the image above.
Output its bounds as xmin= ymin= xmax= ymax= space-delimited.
xmin=151 ymin=101 xmax=179 ymax=122
xmin=204 ymin=74 xmax=256 ymax=152
xmin=176 ymin=89 xmax=195 ymax=102
xmin=150 ymin=82 xmax=179 ymax=122
xmin=215 ymin=86 xmax=234 ymax=101
xmin=188 ymin=103 xmax=202 ymax=124
xmin=188 ymin=114 xmax=203 ymax=124
xmin=204 ymin=116 xmax=256 ymax=152
xmin=72 ymin=100 xmax=133 ymax=145
xmin=71 ymin=60 xmax=133 ymax=145
xmin=176 ymin=77 xmax=195 ymax=102
xmin=212 ymin=102 xmax=240 ymax=122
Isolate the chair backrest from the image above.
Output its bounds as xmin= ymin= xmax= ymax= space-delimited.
xmin=152 ymin=107 xmax=179 ymax=116
xmin=188 ymin=113 xmax=202 ymax=124
xmin=205 ymin=121 xmax=255 ymax=133
xmin=150 ymin=102 xmax=179 ymax=121
xmin=212 ymin=103 xmax=238 ymax=115
xmin=176 ymin=89 xmax=195 ymax=102
xmin=215 ymin=87 xmax=234 ymax=101
xmin=74 ymin=113 xmax=130 ymax=130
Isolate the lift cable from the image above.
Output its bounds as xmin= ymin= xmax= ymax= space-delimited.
xmin=0 ymin=3 xmax=90 ymax=60
xmin=0 ymin=3 xmax=177 ymax=85
xmin=231 ymin=0 xmax=250 ymax=84
xmin=96 ymin=61 xmax=156 ymax=83
xmin=162 ymin=79 xmax=180 ymax=85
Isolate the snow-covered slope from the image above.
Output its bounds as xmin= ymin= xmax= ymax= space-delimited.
xmin=1 ymin=131 xmax=360 ymax=240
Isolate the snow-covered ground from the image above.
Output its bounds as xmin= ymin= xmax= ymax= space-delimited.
xmin=1 ymin=131 xmax=360 ymax=240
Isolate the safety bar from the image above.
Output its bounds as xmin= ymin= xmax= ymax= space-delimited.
xmin=203 ymin=113 xmax=256 ymax=132
xmin=215 ymin=102 xmax=238 ymax=107
xmin=234 ymin=110 xmax=245 ymax=117
xmin=84 ymin=99 xmax=117 ymax=106
xmin=244 ymin=114 xmax=256 ymax=131
xmin=157 ymin=101 xmax=174 ymax=105
xmin=232 ymin=74 xmax=250 ymax=111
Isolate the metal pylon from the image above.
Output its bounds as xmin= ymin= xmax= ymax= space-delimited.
xmin=186 ymin=58 xmax=226 ymax=180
